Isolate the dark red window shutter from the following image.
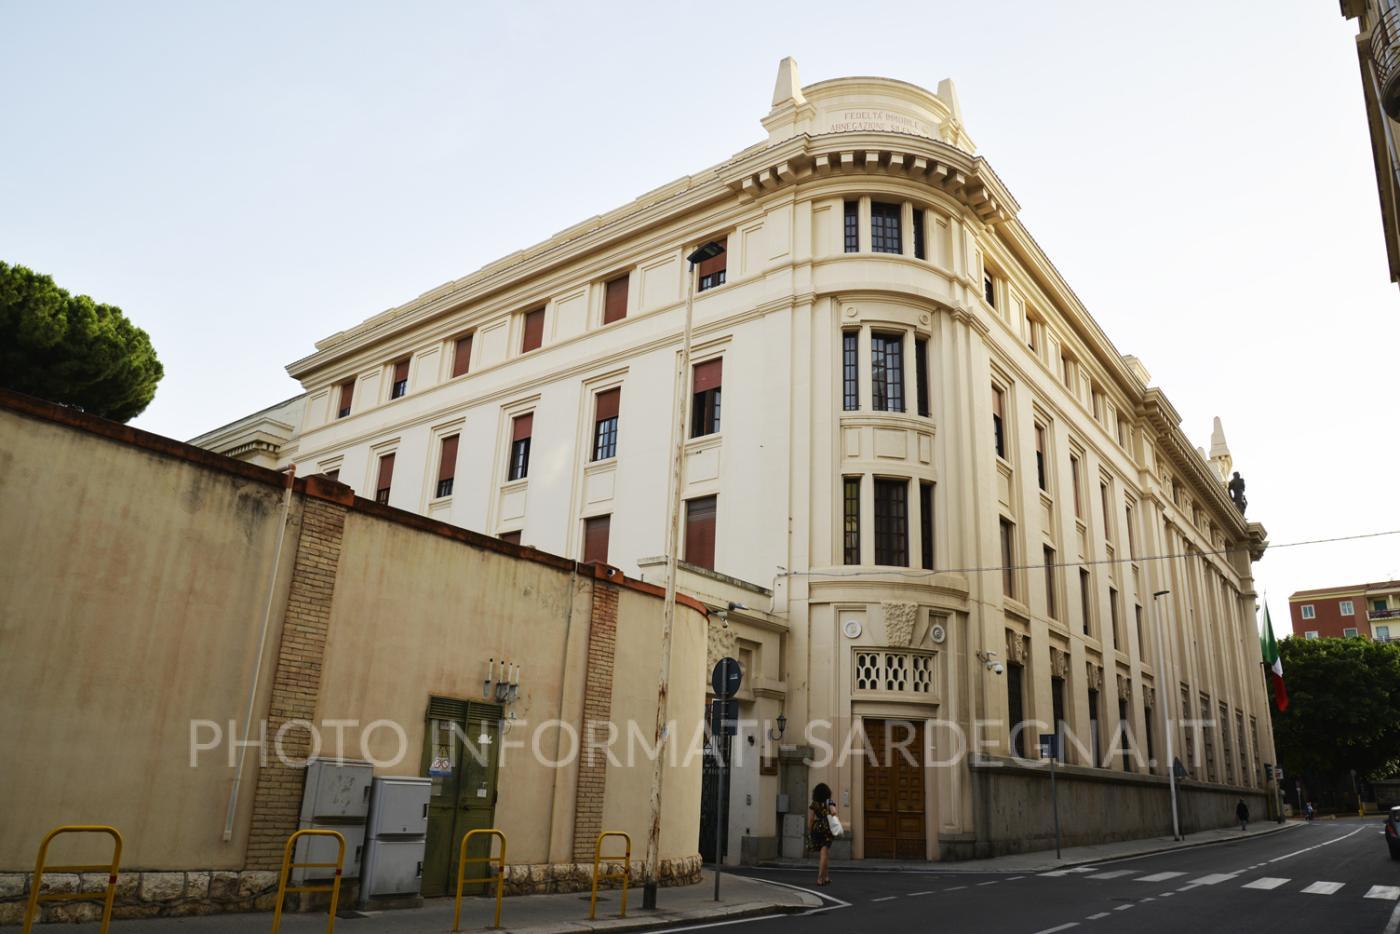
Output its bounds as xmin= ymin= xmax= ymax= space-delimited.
xmin=684 ymin=496 xmax=717 ymax=570
xmin=438 ymin=435 xmax=459 ymax=483
xmin=452 ymin=335 xmax=473 ymax=378
xmin=499 ymin=531 xmax=521 ymax=545
xmin=338 ymin=381 xmax=355 ymax=416
xmin=696 ymin=238 xmax=728 ymax=277
xmin=393 ymin=360 xmax=410 ymax=384
xmin=583 ymin=515 xmax=611 ymax=564
xmin=376 ymin=453 xmax=395 ymax=496
xmin=603 ymin=276 xmax=628 ymax=324
xmin=521 ymin=308 xmax=545 ymax=352
xmin=595 ymin=388 xmax=620 ymax=421
xmin=692 ymin=359 xmax=723 ymax=393
xmin=512 ymin=413 xmax=533 ymax=441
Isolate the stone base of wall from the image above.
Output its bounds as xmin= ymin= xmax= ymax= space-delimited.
xmin=0 ymin=856 xmax=704 ymax=925
xmin=965 ymin=757 xmax=1269 ymax=859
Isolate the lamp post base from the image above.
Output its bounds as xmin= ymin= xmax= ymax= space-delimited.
xmin=642 ymin=883 xmax=658 ymax=910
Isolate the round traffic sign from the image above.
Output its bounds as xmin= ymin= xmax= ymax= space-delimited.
xmin=711 ymin=657 xmax=742 ymax=697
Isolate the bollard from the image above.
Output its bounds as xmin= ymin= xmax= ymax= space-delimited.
xmin=22 ymin=825 xmax=124 ymax=934
xmin=452 ymin=828 xmax=506 ymax=931
xmin=269 ymin=829 xmax=345 ymax=934
xmin=588 ymin=831 xmax=632 ymax=920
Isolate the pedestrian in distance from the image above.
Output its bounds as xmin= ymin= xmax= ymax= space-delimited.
xmin=808 ymin=782 xmax=838 ymax=886
xmin=1236 ymin=798 xmax=1250 ymax=831
xmin=1305 ymin=801 xmax=1315 ymax=821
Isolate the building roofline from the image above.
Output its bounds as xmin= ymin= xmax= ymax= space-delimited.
xmin=1290 ymin=580 xmax=1400 ymax=599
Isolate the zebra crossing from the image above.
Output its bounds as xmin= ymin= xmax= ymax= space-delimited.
xmin=1038 ymin=864 xmax=1400 ymax=900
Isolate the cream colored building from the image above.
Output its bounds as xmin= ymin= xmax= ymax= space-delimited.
xmin=1340 ymin=0 xmax=1400 ymax=290
xmin=210 ymin=59 xmax=1278 ymax=860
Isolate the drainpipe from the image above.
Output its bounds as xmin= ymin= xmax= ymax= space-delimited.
xmin=222 ymin=466 xmax=296 ymax=842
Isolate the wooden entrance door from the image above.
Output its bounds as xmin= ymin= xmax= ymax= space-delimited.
xmin=421 ymin=699 xmax=501 ymax=897
xmin=862 ymin=718 xmax=926 ymax=859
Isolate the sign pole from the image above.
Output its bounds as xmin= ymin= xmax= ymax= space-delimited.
xmin=1051 ymin=749 xmax=1061 ymax=859
xmin=713 ymin=730 xmax=727 ymax=901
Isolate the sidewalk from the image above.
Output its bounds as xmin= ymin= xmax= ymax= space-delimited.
xmin=51 ymin=871 xmax=817 ymax=933
xmin=763 ymin=819 xmax=1303 ymax=875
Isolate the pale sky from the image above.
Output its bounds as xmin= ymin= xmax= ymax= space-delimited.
xmin=3 ymin=1 xmax=1397 ymax=627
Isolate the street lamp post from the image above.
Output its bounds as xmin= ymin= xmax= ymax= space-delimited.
xmin=1152 ymin=588 xmax=1182 ymax=841
xmin=641 ymin=240 xmax=725 ymax=910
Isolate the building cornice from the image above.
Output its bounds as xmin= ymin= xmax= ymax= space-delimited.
xmin=1141 ymin=388 xmax=1251 ymax=542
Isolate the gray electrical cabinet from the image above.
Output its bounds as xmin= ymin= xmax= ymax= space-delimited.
xmin=359 ymin=776 xmax=431 ymax=902
xmin=294 ymin=758 xmax=373 ymax=884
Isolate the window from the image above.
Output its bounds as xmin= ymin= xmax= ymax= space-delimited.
xmin=915 ymin=337 xmax=930 ymax=417
xmin=873 ymin=479 xmax=908 ymax=566
xmin=1079 ymin=568 xmax=1092 ymax=635
xmin=508 ymin=414 xmax=532 ymax=481
xmin=919 ymin=482 xmax=935 ymax=571
xmin=1304 ymin=630 xmax=1319 ymax=640
xmin=1087 ymin=688 xmax=1102 ymax=767
xmin=1116 ymin=415 xmax=1127 ymax=447
xmin=912 ymin=208 xmax=926 ymax=260
xmin=324 ymin=469 xmax=339 ymax=483
xmin=1300 ymin=604 xmax=1315 ymax=620
xmin=697 ymin=237 xmax=727 ymax=291
xmin=871 ymin=332 xmax=904 ymax=412
xmin=1051 ymin=676 xmax=1067 ymax=762
xmin=690 ymin=359 xmax=722 ymax=437
xmin=1007 ymin=662 xmax=1027 ymax=758
xmin=435 ymin=435 xmax=459 ymax=498
xmin=843 ymin=200 xmax=858 ymax=253
xmin=451 ymin=334 xmax=473 ymax=378
xmin=1135 ymin=605 xmax=1144 ymax=658
xmin=842 ymin=331 xmax=859 ymax=411
xmin=1034 ymin=424 xmax=1048 ymax=491
xmin=1092 ymin=385 xmax=1105 ymax=422
xmin=1118 ymin=698 xmax=1133 ymax=772
xmin=843 ymin=477 xmax=861 ymax=565
xmin=999 ymin=518 xmax=1016 ymax=598
xmin=1044 ymin=546 xmax=1058 ymax=619
xmin=685 ymin=496 xmax=717 ymax=570
xmin=337 ymin=380 xmax=355 ymax=419
xmin=1376 ymin=599 xmax=1389 ymax=613
xmin=603 ymin=275 xmax=629 ymax=325
xmin=1109 ymin=587 xmax=1122 ymax=649
xmin=1145 ymin=705 xmax=1156 ymax=769
xmin=390 ymin=359 xmax=410 ymax=399
xmin=592 ymin=388 xmax=620 ymax=461
xmin=583 ymin=515 xmax=610 ymax=564
xmin=991 ymin=385 xmax=1007 ymax=459
xmin=1026 ymin=315 xmax=1041 ymax=355
xmin=1070 ymin=453 xmax=1084 ymax=519
xmin=1340 ymin=600 xmax=1355 ymax=616
xmin=1344 ymin=627 xmax=1359 ymax=638
xmin=1061 ymin=353 xmax=1075 ymax=392
xmin=499 ymin=531 xmax=521 ymax=545
xmin=1100 ymin=482 xmax=1112 ymax=540
xmin=983 ymin=269 xmax=996 ymax=307
xmin=375 ymin=453 xmax=395 ymax=505
xmin=1125 ymin=503 xmax=1138 ymax=560
xmin=521 ymin=308 xmax=545 ymax=353
xmin=1378 ymin=625 xmax=1391 ymax=641
xmin=870 ymin=201 xmax=901 ymax=253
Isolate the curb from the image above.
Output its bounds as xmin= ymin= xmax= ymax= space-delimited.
xmin=493 ymin=896 xmax=819 ymax=933
xmin=756 ymin=820 xmax=1304 ymax=876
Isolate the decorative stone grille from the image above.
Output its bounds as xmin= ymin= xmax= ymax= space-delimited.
xmin=854 ymin=649 xmax=935 ymax=694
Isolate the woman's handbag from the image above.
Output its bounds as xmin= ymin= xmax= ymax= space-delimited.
xmin=827 ymin=812 xmax=844 ymax=838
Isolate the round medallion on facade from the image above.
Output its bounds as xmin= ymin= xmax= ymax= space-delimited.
xmin=928 ymin=623 xmax=947 ymax=644
xmin=841 ymin=618 xmax=863 ymax=639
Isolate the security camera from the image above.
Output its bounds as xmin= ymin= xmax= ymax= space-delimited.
xmin=992 ymin=661 xmax=1005 ymax=675
xmin=713 ymin=607 xmax=729 ymax=628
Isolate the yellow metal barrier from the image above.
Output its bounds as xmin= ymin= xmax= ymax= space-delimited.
xmin=588 ymin=831 xmax=632 ymax=920
xmin=270 ymin=829 xmax=345 ymax=934
xmin=452 ymin=828 xmax=506 ymax=931
xmin=22 ymin=825 xmax=124 ymax=934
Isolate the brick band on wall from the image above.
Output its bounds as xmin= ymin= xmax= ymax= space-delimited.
xmin=244 ymin=497 xmax=348 ymax=870
xmin=572 ymin=581 xmax=619 ymax=861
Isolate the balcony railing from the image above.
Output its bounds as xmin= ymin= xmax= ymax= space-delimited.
xmin=1370 ymin=607 xmax=1400 ymax=621
xmin=1372 ymin=6 xmax=1400 ymax=119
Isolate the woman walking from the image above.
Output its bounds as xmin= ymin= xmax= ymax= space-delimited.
xmin=808 ymin=782 xmax=837 ymax=886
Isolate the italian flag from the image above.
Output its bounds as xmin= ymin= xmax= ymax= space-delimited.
xmin=1260 ymin=604 xmax=1288 ymax=711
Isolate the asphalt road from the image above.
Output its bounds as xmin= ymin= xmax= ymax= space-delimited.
xmin=723 ymin=818 xmax=1400 ymax=934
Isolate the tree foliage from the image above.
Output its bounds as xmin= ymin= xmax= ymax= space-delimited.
xmin=0 ymin=261 xmax=163 ymax=422
xmin=1271 ymin=636 xmax=1400 ymax=782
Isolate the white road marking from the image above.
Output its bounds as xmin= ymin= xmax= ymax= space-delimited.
xmin=908 ymin=890 xmax=935 ymax=896
xmin=1086 ymin=912 xmax=1111 ymax=919
xmin=1160 ymin=892 xmax=1175 ymax=898
xmin=1267 ymin=825 xmax=1366 ymax=864
xmin=1008 ymin=875 xmax=1027 ymax=881
xmin=945 ymin=885 xmax=967 ymax=891
xmin=872 ymin=895 xmax=897 ymax=902
xmin=1113 ymin=903 xmax=1134 ymax=911
xmin=1300 ymin=881 xmax=1344 ymax=895
xmin=1241 ymin=877 xmax=1290 ymax=891
xmin=1366 ymin=885 xmax=1400 ymax=901
xmin=1032 ymin=924 xmax=1080 ymax=934
xmin=1088 ymin=870 xmax=1136 ymax=879
xmin=1182 ymin=872 xmax=1239 ymax=887
xmin=1136 ymin=871 xmax=1186 ymax=882
xmin=1042 ymin=867 xmax=1095 ymax=877
xmin=1384 ymin=898 xmax=1400 ymax=934
xmin=977 ymin=880 xmax=999 ymax=886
